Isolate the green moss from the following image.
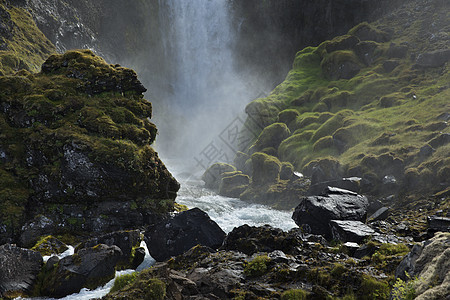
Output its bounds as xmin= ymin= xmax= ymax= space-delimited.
xmin=110 ymin=272 xmax=138 ymax=294
xmin=244 ymin=255 xmax=271 ymax=277
xmin=330 ymin=263 xmax=348 ymax=278
xmin=281 ymin=289 xmax=308 ymax=300
xmin=31 ymin=235 xmax=68 ymax=256
xmin=143 ymin=278 xmax=166 ymax=300
xmin=311 ymin=110 xmax=353 ymax=142
xmin=0 ymin=5 xmax=55 ymax=75
xmin=254 ymin=122 xmax=291 ymax=151
xmin=359 ymin=275 xmax=389 ymax=300
xmin=250 ymin=152 xmax=281 ymax=184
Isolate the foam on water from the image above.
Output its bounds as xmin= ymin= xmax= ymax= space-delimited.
xmin=176 ymin=178 xmax=297 ymax=233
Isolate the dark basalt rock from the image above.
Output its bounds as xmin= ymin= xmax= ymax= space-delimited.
xmin=77 ymin=229 xmax=143 ymax=270
xmin=42 ymin=244 xmax=122 ymax=298
xmin=19 ymin=215 xmax=56 ymax=248
xmin=427 ymin=216 xmax=450 ymax=232
xmin=20 ymin=201 xmax=161 ymax=248
xmin=0 ymin=244 xmax=43 ymax=298
xmin=368 ymin=207 xmax=390 ymax=222
xmin=354 ymin=41 xmax=380 ymax=65
xmin=145 ymin=208 xmax=226 ymax=261
xmin=221 ymin=224 xmax=303 ymax=256
xmin=292 ymin=188 xmax=369 ymax=238
xmin=330 ymin=220 xmax=375 ymax=243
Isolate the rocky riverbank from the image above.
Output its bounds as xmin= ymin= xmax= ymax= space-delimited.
xmin=0 ymin=0 xmax=449 ymax=299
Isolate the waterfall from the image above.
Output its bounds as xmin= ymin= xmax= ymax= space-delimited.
xmin=155 ymin=0 xmax=256 ymax=163
xmin=158 ymin=0 xmax=235 ymax=110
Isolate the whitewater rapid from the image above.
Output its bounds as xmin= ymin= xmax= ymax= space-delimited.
xmin=167 ymin=162 xmax=298 ymax=233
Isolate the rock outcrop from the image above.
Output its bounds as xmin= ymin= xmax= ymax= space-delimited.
xmin=0 ymin=50 xmax=179 ymax=245
xmin=40 ymin=244 xmax=122 ymax=298
xmin=292 ymin=187 xmax=369 ymax=238
xmin=395 ymin=232 xmax=450 ymax=300
xmin=145 ymin=208 xmax=226 ymax=261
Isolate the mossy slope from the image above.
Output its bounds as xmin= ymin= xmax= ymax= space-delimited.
xmin=236 ymin=0 xmax=450 ymax=204
xmin=0 ymin=1 xmax=55 ymax=75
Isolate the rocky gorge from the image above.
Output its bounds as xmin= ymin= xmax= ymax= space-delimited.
xmin=0 ymin=0 xmax=449 ymax=299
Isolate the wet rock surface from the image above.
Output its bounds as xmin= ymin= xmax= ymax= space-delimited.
xmin=77 ymin=229 xmax=143 ymax=270
xmin=292 ymin=187 xmax=369 ymax=237
xmin=145 ymin=208 xmax=226 ymax=261
xmin=0 ymin=244 xmax=43 ymax=298
xmin=41 ymin=244 xmax=122 ymax=298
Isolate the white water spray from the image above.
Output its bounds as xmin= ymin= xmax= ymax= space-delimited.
xmin=155 ymin=0 xmax=261 ymax=161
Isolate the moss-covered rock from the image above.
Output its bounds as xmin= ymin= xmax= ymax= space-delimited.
xmin=202 ymin=162 xmax=237 ymax=190
xmin=321 ymin=50 xmax=362 ymax=80
xmin=250 ymin=152 xmax=281 ymax=185
xmin=218 ymin=172 xmax=250 ymax=198
xmin=239 ymin=1 xmax=450 ymax=200
xmin=0 ymin=51 xmax=179 ymax=244
xmin=0 ymin=3 xmax=55 ymax=75
xmin=31 ymin=235 xmax=68 ymax=257
xmin=253 ymin=122 xmax=291 ymax=152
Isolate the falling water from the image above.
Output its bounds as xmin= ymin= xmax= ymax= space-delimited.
xmin=155 ymin=0 xmax=258 ymax=160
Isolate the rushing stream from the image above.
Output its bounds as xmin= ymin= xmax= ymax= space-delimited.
xmin=169 ymin=163 xmax=297 ymax=233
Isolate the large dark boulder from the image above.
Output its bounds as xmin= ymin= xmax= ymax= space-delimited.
xmin=221 ymin=224 xmax=303 ymax=256
xmin=0 ymin=244 xmax=43 ymax=298
xmin=41 ymin=244 xmax=122 ymax=298
xmin=292 ymin=187 xmax=369 ymax=237
xmin=145 ymin=208 xmax=226 ymax=261
xmin=77 ymin=230 xmax=143 ymax=270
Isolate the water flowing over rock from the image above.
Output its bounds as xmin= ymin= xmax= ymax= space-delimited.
xmin=76 ymin=229 xmax=144 ymax=270
xmin=40 ymin=244 xmax=122 ymax=298
xmin=0 ymin=244 xmax=43 ymax=298
xmin=145 ymin=208 xmax=226 ymax=261
xmin=292 ymin=187 xmax=369 ymax=238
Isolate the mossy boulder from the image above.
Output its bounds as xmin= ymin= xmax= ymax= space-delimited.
xmin=202 ymin=163 xmax=237 ymax=190
xmin=219 ymin=172 xmax=250 ymax=198
xmin=321 ymin=50 xmax=362 ymax=80
xmin=31 ymin=235 xmax=68 ymax=257
xmin=303 ymin=157 xmax=344 ymax=185
xmin=0 ymin=51 xmax=179 ymax=244
xmin=250 ymin=152 xmax=281 ymax=185
xmin=253 ymin=122 xmax=291 ymax=151
xmin=280 ymin=162 xmax=294 ymax=180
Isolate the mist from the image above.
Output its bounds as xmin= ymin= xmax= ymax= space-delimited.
xmin=143 ymin=0 xmax=271 ymax=172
